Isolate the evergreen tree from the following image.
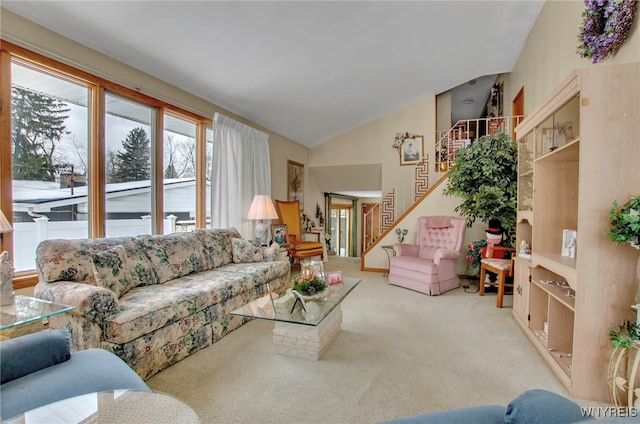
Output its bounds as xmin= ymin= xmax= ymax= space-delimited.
xmin=164 ymin=162 xmax=178 ymax=179
xmin=112 ymin=127 xmax=151 ymax=182
xmin=11 ymin=86 xmax=71 ymax=181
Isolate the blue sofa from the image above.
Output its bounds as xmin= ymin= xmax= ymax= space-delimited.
xmin=383 ymin=389 xmax=639 ymax=423
xmin=0 ymin=329 xmax=149 ymax=420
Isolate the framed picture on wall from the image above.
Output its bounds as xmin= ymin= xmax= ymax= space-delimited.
xmin=287 ymin=160 xmax=304 ymax=208
xmin=399 ymin=135 xmax=424 ymax=166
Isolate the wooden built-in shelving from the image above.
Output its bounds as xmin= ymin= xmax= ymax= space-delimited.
xmin=513 ymin=63 xmax=639 ymax=402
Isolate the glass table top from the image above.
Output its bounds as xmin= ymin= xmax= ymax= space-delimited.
xmin=231 ymin=277 xmax=361 ymax=327
xmin=0 ymin=295 xmax=75 ymax=331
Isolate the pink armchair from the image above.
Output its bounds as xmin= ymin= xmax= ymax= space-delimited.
xmin=388 ymin=216 xmax=466 ymax=295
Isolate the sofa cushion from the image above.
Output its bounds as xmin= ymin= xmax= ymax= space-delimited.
xmin=232 ymin=238 xmax=263 ymax=263
xmin=103 ymin=270 xmax=255 ymax=344
xmin=389 ymin=256 xmax=438 ymax=275
xmin=120 ymin=238 xmax=160 ymax=287
xmin=217 ymin=261 xmax=290 ymax=283
xmin=92 ymin=245 xmax=135 ymax=297
xmin=505 ymin=389 xmax=594 ymax=424
xmin=36 ymin=237 xmax=158 ymax=286
xmin=140 ymin=232 xmax=208 ymax=284
xmin=0 ymin=329 xmax=71 ymax=384
xmin=193 ymin=228 xmax=241 ymax=269
xmin=262 ymin=243 xmax=281 ymax=262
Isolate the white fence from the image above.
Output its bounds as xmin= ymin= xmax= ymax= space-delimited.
xmin=12 ymin=216 xmax=178 ymax=272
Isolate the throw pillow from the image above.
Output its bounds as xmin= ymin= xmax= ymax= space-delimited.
xmin=262 ymin=242 xmax=280 ymax=262
xmin=193 ymin=228 xmax=242 ymax=268
xmin=91 ymin=245 xmax=135 ymax=297
xmin=140 ymin=233 xmax=208 ymax=284
xmin=232 ymin=238 xmax=263 ymax=263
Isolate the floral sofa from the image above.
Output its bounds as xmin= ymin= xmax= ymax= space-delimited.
xmin=34 ymin=228 xmax=290 ymax=380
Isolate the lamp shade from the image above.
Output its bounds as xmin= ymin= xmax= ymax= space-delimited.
xmin=0 ymin=210 xmax=13 ymax=234
xmin=246 ymin=195 xmax=279 ymax=220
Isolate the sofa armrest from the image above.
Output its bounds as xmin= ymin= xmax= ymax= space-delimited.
xmin=0 ymin=329 xmax=71 ymax=384
xmin=433 ymin=248 xmax=460 ymax=264
xmin=393 ymin=243 xmax=419 ymax=257
xmin=34 ymin=281 xmax=120 ymax=325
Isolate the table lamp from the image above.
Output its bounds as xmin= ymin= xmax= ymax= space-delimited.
xmin=247 ymin=195 xmax=279 ymax=246
xmin=0 ymin=209 xmax=15 ymax=306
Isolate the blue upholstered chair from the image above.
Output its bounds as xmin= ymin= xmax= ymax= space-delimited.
xmin=0 ymin=329 xmax=149 ymax=419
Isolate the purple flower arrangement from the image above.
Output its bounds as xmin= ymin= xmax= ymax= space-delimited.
xmin=395 ymin=228 xmax=408 ymax=243
xmin=577 ymin=0 xmax=638 ymax=63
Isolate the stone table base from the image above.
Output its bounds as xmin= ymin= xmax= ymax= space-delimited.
xmin=272 ymin=306 xmax=342 ymax=360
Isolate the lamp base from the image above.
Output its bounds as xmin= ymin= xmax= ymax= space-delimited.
xmin=255 ymin=222 xmax=269 ymax=246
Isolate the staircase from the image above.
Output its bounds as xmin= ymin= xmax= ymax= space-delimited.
xmin=362 ymin=116 xmax=523 ymax=253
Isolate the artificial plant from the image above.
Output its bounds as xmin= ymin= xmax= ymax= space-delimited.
xmin=608 ymin=195 xmax=640 ymax=248
xmin=443 ymin=132 xmax=518 ymax=246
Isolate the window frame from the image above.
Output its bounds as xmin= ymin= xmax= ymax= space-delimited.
xmin=0 ymin=41 xmax=212 ymax=288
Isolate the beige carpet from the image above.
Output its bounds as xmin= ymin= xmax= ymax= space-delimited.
xmin=147 ymin=257 xmax=571 ymax=423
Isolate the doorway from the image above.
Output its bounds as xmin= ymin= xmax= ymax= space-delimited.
xmin=361 ymin=203 xmax=380 ymax=253
xmin=330 ymin=205 xmax=352 ymax=257
xmin=512 ymin=87 xmax=525 ymax=139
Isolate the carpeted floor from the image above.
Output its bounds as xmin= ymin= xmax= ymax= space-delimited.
xmin=147 ymin=257 xmax=571 ymax=423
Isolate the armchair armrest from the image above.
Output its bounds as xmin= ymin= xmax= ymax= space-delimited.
xmin=433 ymin=248 xmax=461 ymax=264
xmin=393 ymin=243 xmax=419 ymax=257
xmin=0 ymin=329 xmax=71 ymax=384
xmin=301 ymin=231 xmax=321 ymax=242
xmin=34 ymin=281 xmax=120 ymax=325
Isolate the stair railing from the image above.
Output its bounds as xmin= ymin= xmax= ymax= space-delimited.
xmin=363 ymin=115 xmax=524 ymax=250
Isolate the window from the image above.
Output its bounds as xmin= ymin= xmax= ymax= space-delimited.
xmin=104 ymin=93 xmax=154 ymax=237
xmin=1 ymin=44 xmax=212 ymax=284
xmin=163 ymin=113 xmax=196 ymax=233
xmin=11 ymin=62 xmax=89 ymax=272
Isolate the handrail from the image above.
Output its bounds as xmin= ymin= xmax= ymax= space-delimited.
xmin=362 ymin=115 xmax=524 ymax=250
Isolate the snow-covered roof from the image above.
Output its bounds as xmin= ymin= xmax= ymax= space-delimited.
xmin=13 ymin=178 xmax=206 ymax=210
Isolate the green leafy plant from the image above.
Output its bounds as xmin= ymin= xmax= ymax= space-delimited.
xmin=608 ymin=195 xmax=640 ymax=248
xmin=444 ymin=133 xmax=518 ymax=245
xmin=610 ymin=320 xmax=640 ymax=349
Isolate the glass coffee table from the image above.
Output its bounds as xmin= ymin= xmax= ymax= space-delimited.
xmin=0 ymin=295 xmax=75 ymax=340
xmin=231 ymin=277 xmax=361 ymax=360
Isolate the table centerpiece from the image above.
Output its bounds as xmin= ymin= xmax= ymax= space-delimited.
xmin=291 ymin=273 xmax=328 ymax=302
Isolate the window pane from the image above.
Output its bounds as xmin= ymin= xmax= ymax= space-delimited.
xmin=105 ymin=93 xmax=154 ymax=237
xmin=163 ymin=113 xmax=196 ymax=233
xmin=206 ymin=127 xmax=213 ymax=228
xmin=11 ymin=62 xmax=89 ymax=272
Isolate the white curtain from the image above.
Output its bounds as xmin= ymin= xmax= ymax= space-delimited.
xmin=210 ymin=113 xmax=271 ymax=238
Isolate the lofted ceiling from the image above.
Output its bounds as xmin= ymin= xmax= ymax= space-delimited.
xmin=1 ymin=1 xmax=544 ymax=148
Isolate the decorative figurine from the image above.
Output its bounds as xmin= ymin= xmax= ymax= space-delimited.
xmin=0 ymin=251 xmax=15 ymax=306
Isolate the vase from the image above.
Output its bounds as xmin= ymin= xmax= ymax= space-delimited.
xmin=297 ymin=288 xmax=328 ymax=302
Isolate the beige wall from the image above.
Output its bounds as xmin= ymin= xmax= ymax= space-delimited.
xmin=0 ymin=8 xmax=306 ymax=201
xmin=504 ymin=1 xmax=640 ymax=118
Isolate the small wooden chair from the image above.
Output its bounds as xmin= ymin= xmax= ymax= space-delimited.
xmin=479 ymin=246 xmax=515 ymax=308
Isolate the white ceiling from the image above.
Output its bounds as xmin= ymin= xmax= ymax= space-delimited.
xmin=2 ymin=1 xmax=544 ymax=148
